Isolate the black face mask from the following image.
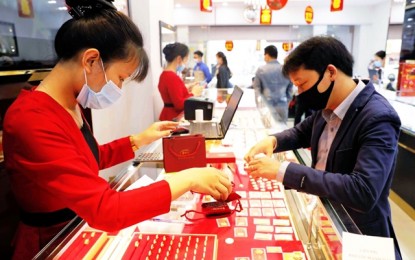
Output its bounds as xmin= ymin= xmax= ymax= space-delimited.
xmin=297 ymin=72 xmax=335 ymax=110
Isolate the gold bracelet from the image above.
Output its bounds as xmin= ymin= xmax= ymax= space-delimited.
xmin=129 ymin=135 xmax=139 ymax=152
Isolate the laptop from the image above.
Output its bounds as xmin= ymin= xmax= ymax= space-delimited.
xmin=188 ymin=86 xmax=244 ymax=140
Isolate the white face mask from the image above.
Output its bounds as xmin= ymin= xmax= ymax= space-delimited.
xmin=77 ymin=60 xmax=122 ymax=109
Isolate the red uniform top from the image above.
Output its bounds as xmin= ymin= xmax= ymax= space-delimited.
xmin=158 ymin=71 xmax=193 ymax=121
xmin=3 ymin=89 xmax=172 ymax=257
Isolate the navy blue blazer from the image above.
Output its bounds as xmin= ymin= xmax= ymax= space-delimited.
xmin=274 ymin=81 xmax=401 ymax=257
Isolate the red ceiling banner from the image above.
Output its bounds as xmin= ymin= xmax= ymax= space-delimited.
xmin=260 ymin=7 xmax=272 ymax=25
xmin=225 ymin=41 xmax=234 ymax=51
xmin=200 ymin=0 xmax=213 ymax=12
xmin=266 ymin=0 xmax=288 ymax=11
xmin=17 ymin=0 xmax=34 ymax=18
xmin=304 ymin=6 xmax=313 ymax=24
xmin=331 ymin=0 xmax=343 ymax=12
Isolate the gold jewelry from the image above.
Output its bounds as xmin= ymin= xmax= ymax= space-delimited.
xmin=130 ymin=135 xmax=139 ymax=152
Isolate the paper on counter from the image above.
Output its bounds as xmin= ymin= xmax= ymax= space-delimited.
xmin=342 ymin=231 xmax=395 ymax=260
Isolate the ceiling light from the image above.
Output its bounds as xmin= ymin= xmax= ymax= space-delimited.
xmin=48 ymin=0 xmax=57 ymax=4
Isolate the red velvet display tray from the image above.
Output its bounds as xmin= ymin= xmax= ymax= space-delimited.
xmin=122 ymin=233 xmax=217 ymax=260
xmin=58 ymin=158 xmax=342 ymax=260
xmin=59 ymin=231 xmax=108 ymax=259
xmin=319 ymin=215 xmax=342 ymax=260
xmin=178 ymin=165 xmax=309 ymax=260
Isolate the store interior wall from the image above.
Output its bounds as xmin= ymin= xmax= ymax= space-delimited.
xmin=89 ymin=0 xmax=404 ymax=180
xmin=182 ymin=25 xmax=353 ymax=87
xmin=174 ymin=0 xmax=404 ymax=81
xmin=91 ymin=0 xmax=174 ymax=180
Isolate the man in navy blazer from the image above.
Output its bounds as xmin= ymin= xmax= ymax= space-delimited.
xmin=245 ymin=36 xmax=402 ymax=259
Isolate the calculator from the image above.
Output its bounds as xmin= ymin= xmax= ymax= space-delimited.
xmin=133 ymin=152 xmax=163 ymax=164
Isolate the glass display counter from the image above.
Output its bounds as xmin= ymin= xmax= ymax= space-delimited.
xmin=378 ymin=89 xmax=415 ymax=210
xmin=35 ymin=88 xmax=360 ymax=260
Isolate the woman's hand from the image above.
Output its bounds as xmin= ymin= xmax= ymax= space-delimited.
xmin=244 ymin=157 xmax=280 ymax=181
xmin=185 ymin=82 xmax=199 ymax=90
xmin=166 ymin=167 xmax=232 ymax=201
xmin=190 ymin=84 xmax=204 ymax=97
xmin=244 ymin=136 xmax=277 ymax=163
xmin=132 ymin=121 xmax=178 ymax=148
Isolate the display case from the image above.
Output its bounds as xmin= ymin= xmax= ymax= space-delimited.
xmin=378 ymin=89 xmax=415 ymax=210
xmin=34 ymin=89 xmax=360 ymax=260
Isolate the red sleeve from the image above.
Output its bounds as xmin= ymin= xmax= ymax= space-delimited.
xmin=98 ymin=137 xmax=134 ymax=170
xmin=4 ymin=102 xmax=172 ymax=232
xmin=162 ymin=72 xmax=192 ymax=111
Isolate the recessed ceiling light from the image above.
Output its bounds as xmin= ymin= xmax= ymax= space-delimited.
xmin=48 ymin=0 xmax=57 ymax=4
xmin=175 ymin=3 xmax=181 ymax=8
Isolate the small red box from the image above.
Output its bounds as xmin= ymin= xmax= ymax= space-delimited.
xmin=206 ymin=151 xmax=236 ymax=164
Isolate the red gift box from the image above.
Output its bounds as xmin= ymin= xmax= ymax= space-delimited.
xmin=163 ymin=134 xmax=207 ymax=173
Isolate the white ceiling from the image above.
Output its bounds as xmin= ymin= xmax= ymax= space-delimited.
xmin=174 ymin=0 xmax=397 ymax=8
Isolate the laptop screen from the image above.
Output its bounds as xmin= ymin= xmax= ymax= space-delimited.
xmin=220 ymin=86 xmax=244 ymax=135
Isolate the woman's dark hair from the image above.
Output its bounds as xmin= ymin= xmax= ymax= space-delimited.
xmin=216 ymin=51 xmax=231 ymax=75
xmin=163 ymin=43 xmax=189 ymax=63
xmin=216 ymin=51 xmax=228 ymax=67
xmin=375 ymin=50 xmax=386 ymax=60
xmin=282 ymin=36 xmax=354 ymax=77
xmin=55 ymin=0 xmax=149 ymax=82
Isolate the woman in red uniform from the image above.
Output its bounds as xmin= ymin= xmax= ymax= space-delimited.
xmin=2 ymin=1 xmax=232 ymax=259
xmin=158 ymin=43 xmax=203 ymax=121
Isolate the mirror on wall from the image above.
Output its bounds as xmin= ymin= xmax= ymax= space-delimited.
xmin=159 ymin=21 xmax=176 ymax=67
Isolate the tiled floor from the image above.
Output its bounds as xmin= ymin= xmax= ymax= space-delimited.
xmin=390 ymin=198 xmax=415 ymax=259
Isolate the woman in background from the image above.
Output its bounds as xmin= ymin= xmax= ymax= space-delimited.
xmin=368 ymin=50 xmax=386 ymax=87
xmin=215 ymin=51 xmax=233 ymax=88
xmin=3 ymin=1 xmax=232 ymax=258
xmin=158 ymin=42 xmax=203 ymax=121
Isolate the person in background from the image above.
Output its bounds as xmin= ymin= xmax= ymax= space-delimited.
xmin=193 ymin=50 xmax=212 ymax=83
xmin=159 ymin=42 xmax=203 ymax=121
xmin=368 ymin=50 xmax=386 ymax=88
xmin=3 ymin=1 xmax=232 ymax=258
xmin=245 ymin=36 xmax=402 ymax=259
xmin=253 ymin=45 xmax=293 ymax=123
xmin=293 ymin=84 xmax=313 ymax=125
xmin=247 ymin=77 xmax=255 ymax=89
xmin=386 ymin=73 xmax=397 ymax=91
xmin=215 ymin=51 xmax=233 ymax=88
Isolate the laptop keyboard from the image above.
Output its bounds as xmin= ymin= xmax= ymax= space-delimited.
xmin=189 ymin=122 xmax=222 ymax=138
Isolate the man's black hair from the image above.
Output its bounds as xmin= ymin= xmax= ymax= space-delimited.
xmin=282 ymin=36 xmax=354 ymax=77
xmin=264 ymin=45 xmax=278 ymax=59
xmin=194 ymin=50 xmax=203 ymax=57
